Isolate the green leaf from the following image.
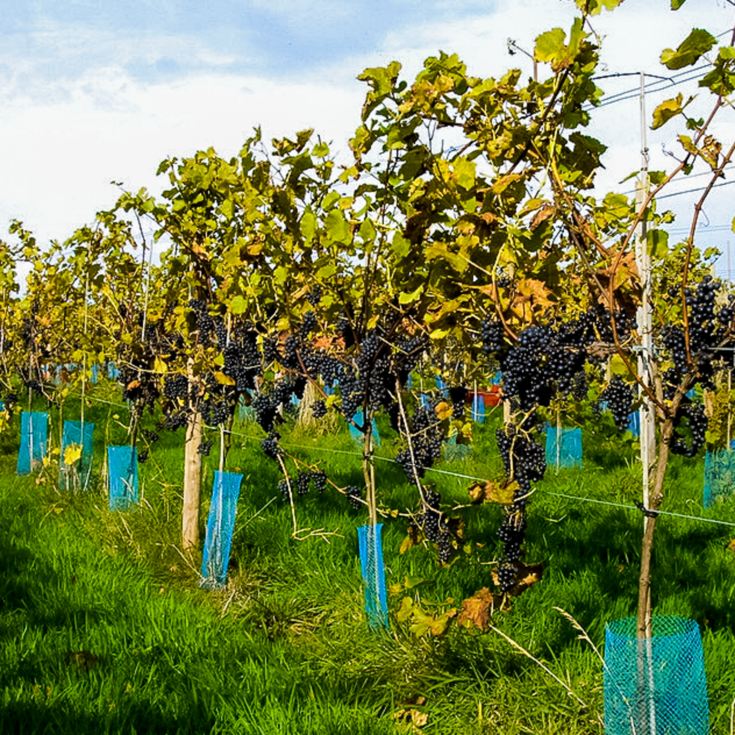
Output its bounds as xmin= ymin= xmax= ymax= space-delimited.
xmin=398 ymin=284 xmax=424 ymax=305
xmin=535 ymin=28 xmax=566 ymax=64
xmin=576 ymin=0 xmax=621 ymax=12
xmin=671 ymin=0 xmax=686 ymax=8
xmin=230 ymin=295 xmax=248 ymax=315
xmin=300 ymin=210 xmax=317 ymax=243
xmin=273 ymin=266 xmax=288 ymax=286
xmin=392 ymin=232 xmax=410 ymax=258
xmin=651 ymin=93 xmax=686 ymax=129
xmin=731 ymin=215 xmax=735 ymax=234
xmin=661 ymin=28 xmax=717 ymax=70
xmin=647 ymin=229 xmax=669 ymax=259
xmin=609 ymin=355 xmax=628 ymax=376
xmin=219 ymin=198 xmax=234 ymax=220
xmin=325 ymin=210 xmax=350 ymax=244
xmin=453 ymin=159 xmax=476 ymax=189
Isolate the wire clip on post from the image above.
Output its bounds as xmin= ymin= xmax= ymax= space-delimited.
xmin=634 ymin=500 xmax=660 ymax=519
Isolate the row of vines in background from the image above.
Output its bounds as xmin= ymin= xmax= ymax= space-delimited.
xmin=0 ymin=0 xmax=733 ymax=633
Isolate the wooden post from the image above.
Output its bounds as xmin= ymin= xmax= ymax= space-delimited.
xmin=182 ymin=401 xmax=203 ymax=553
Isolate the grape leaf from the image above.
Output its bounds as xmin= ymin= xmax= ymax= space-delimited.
xmin=661 ymin=29 xmax=717 ymax=70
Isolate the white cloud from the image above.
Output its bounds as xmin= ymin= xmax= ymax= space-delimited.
xmin=1 ymin=0 xmax=733 ymax=252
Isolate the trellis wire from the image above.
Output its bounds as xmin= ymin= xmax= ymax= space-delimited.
xmin=76 ymin=392 xmax=735 ymax=530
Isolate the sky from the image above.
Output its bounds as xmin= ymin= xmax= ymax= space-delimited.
xmin=0 ymin=0 xmax=733 ymax=273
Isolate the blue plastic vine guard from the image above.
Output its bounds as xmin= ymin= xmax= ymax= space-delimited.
xmin=545 ymin=425 xmax=582 ymax=468
xmin=471 ymin=391 xmax=485 ymax=424
xmin=349 ymin=409 xmax=381 ymax=446
xmin=17 ymin=411 xmax=48 ymax=475
xmin=60 ymin=420 xmax=95 ymax=490
xmin=357 ymin=523 xmax=389 ymax=629
xmin=434 ymin=375 xmax=449 ymax=397
xmin=108 ymin=445 xmax=139 ymax=510
xmin=703 ymin=449 xmax=735 ymax=508
xmin=627 ymin=411 xmax=640 ymax=437
xmin=201 ymin=471 xmax=243 ymax=588
xmin=107 ymin=362 xmax=120 ymax=380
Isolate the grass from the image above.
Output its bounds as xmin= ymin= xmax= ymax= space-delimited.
xmin=1 ymin=388 xmax=735 ymax=733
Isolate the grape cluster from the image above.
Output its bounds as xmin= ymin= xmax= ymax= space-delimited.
xmin=414 ymin=489 xmax=455 ymax=564
xmin=448 ymin=386 xmax=467 ymax=420
xmin=296 ymin=472 xmax=311 ymax=496
xmin=345 ymin=485 xmax=362 ymax=510
xmin=164 ymin=374 xmax=189 ymax=402
xmin=311 ymin=400 xmax=327 ymax=419
xmin=198 ymin=439 xmax=213 ymax=456
xmin=396 ymin=406 xmax=444 ymax=479
xmin=261 ymin=432 xmax=281 ymax=459
xmin=601 ymin=375 xmax=634 ymax=432
xmin=481 ymin=318 xmax=504 ymax=354
xmin=497 ymin=562 xmax=518 ymax=593
xmin=671 ymin=401 xmax=707 ymax=457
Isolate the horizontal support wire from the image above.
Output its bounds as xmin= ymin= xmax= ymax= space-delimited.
xmin=74 ymin=391 xmax=735 ymax=530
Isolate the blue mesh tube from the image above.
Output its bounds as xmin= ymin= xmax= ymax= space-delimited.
xmin=201 ymin=471 xmax=243 ymax=588
xmin=90 ymin=364 xmax=99 ymax=384
xmin=434 ymin=375 xmax=449 ymax=397
xmin=357 ymin=523 xmax=389 ymax=629
xmin=471 ymin=391 xmax=485 ymax=424
xmin=108 ymin=446 xmax=139 ymax=510
xmin=60 ymin=420 xmax=95 ymax=490
xmin=627 ymin=411 xmax=640 ymax=437
xmin=491 ymin=371 xmax=502 ymax=385
xmin=604 ymin=616 xmax=708 ymax=735
xmin=17 ymin=411 xmax=48 ymax=475
xmin=419 ymin=394 xmax=431 ymax=411
xmin=349 ymin=409 xmax=381 ymax=446
xmin=545 ymin=426 xmax=583 ymax=468
xmin=703 ymin=449 xmax=735 ymax=508
xmin=107 ymin=362 xmax=120 ymax=380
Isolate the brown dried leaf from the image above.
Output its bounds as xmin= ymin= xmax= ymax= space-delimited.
xmin=457 ymin=587 xmax=496 ymax=631
xmin=530 ymin=204 xmax=555 ymax=231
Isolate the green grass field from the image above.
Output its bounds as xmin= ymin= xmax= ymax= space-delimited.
xmin=2 ymin=391 xmax=735 ymax=733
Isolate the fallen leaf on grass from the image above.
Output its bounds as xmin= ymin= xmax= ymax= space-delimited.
xmin=457 ymin=587 xmax=497 ymax=631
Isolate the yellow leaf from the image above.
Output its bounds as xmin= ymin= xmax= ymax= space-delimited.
xmin=435 ymin=401 xmax=452 ymax=421
xmin=63 ymin=444 xmax=82 ymax=466
xmin=214 ymin=371 xmax=236 ymax=386
xmin=154 ymin=356 xmax=168 ymax=374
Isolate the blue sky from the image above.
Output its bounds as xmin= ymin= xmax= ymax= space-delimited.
xmin=0 ymin=0 xmax=733 ymax=272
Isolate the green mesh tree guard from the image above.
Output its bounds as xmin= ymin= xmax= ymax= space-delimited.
xmin=604 ymin=616 xmax=708 ymax=735
xmin=357 ymin=523 xmax=389 ymax=629
xmin=201 ymin=471 xmax=243 ymax=589
xmin=108 ymin=446 xmax=139 ymax=510
xmin=703 ymin=449 xmax=735 ymax=508
xmin=17 ymin=411 xmax=48 ymax=475
xmin=545 ymin=425 xmax=583 ymax=468
xmin=444 ymin=433 xmax=471 ymax=461
xmin=59 ymin=420 xmax=95 ymax=491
